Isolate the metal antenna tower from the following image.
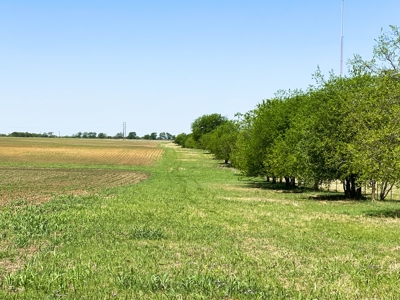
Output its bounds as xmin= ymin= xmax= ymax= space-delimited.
xmin=340 ymin=0 xmax=344 ymax=76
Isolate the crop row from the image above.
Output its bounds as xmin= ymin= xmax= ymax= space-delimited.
xmin=0 ymin=146 xmax=163 ymax=166
xmin=0 ymin=167 xmax=148 ymax=206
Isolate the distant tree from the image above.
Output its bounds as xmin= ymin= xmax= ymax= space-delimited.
xmin=142 ymin=134 xmax=151 ymax=140
xmin=73 ymin=132 xmax=82 ymax=138
xmin=97 ymin=132 xmax=107 ymax=139
xmin=114 ymin=132 xmax=123 ymax=139
xmin=158 ymin=132 xmax=167 ymax=140
xmin=127 ymin=132 xmax=138 ymax=139
xmin=166 ymin=132 xmax=175 ymax=140
xmin=150 ymin=132 xmax=157 ymax=140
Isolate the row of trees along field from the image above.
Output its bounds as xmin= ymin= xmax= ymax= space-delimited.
xmin=175 ymin=26 xmax=400 ymax=201
xmin=6 ymin=131 xmax=175 ymax=140
xmin=72 ymin=131 xmax=175 ymax=140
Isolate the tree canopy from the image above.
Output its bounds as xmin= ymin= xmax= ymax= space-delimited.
xmin=178 ymin=26 xmax=400 ymax=200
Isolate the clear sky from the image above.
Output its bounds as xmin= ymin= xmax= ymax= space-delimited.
xmin=1 ymin=1 xmax=399 ymax=137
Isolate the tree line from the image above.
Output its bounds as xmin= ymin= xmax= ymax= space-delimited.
xmin=175 ymin=26 xmax=400 ymax=201
xmin=6 ymin=131 xmax=175 ymax=140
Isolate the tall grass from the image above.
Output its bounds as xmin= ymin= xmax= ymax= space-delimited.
xmin=1 ymin=143 xmax=400 ymax=299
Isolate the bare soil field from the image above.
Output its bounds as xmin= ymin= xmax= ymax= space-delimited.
xmin=0 ymin=138 xmax=164 ymax=166
xmin=0 ymin=138 xmax=165 ymax=205
xmin=0 ymin=167 xmax=148 ymax=206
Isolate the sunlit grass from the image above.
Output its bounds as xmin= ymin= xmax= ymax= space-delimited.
xmin=1 ymin=141 xmax=400 ymax=298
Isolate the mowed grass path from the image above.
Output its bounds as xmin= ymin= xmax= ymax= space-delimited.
xmin=1 ymin=141 xmax=400 ymax=299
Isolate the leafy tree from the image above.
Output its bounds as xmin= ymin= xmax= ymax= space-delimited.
xmin=191 ymin=113 xmax=227 ymax=145
xmin=184 ymin=134 xmax=197 ymax=148
xmin=174 ymin=133 xmax=187 ymax=146
xmin=158 ymin=132 xmax=167 ymax=140
xmin=166 ymin=132 xmax=175 ymax=140
xmin=97 ymin=133 xmax=107 ymax=139
xmin=201 ymin=120 xmax=238 ymax=163
xmin=150 ymin=132 xmax=157 ymax=140
xmin=232 ymin=97 xmax=293 ymax=178
xmin=127 ymin=132 xmax=138 ymax=139
xmin=350 ymin=25 xmax=400 ymax=75
xmin=114 ymin=132 xmax=123 ymax=139
xmin=348 ymin=25 xmax=400 ymax=199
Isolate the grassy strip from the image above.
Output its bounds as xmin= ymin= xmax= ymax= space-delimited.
xmin=1 ymin=144 xmax=400 ymax=299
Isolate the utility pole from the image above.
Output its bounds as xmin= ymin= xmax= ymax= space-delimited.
xmin=123 ymin=122 xmax=126 ymax=140
xmin=340 ymin=0 xmax=344 ymax=76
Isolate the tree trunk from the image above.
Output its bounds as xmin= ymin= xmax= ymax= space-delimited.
xmin=291 ymin=177 xmax=296 ymax=187
xmin=343 ymin=174 xmax=361 ymax=199
xmin=272 ymin=177 xmax=276 ymax=184
xmin=313 ymin=181 xmax=319 ymax=191
xmin=379 ymin=182 xmax=394 ymax=200
xmin=285 ymin=177 xmax=290 ymax=186
xmin=371 ymin=180 xmax=376 ymax=201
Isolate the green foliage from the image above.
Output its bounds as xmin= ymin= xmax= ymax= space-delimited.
xmin=183 ymin=133 xmax=197 ymax=148
xmin=2 ymin=144 xmax=400 ymax=298
xmin=126 ymin=132 xmax=138 ymax=139
xmin=232 ymin=97 xmax=294 ymax=177
xmin=174 ymin=133 xmax=187 ymax=146
xmin=201 ymin=120 xmax=238 ymax=162
xmin=191 ymin=113 xmax=228 ymax=144
xmin=158 ymin=132 xmax=175 ymax=140
xmin=142 ymin=132 xmax=158 ymax=140
xmin=114 ymin=132 xmax=124 ymax=139
xmin=228 ymin=26 xmax=400 ymax=199
xmin=8 ymin=132 xmax=55 ymax=138
xmin=81 ymin=132 xmax=96 ymax=138
xmin=350 ymin=25 xmax=400 ymax=75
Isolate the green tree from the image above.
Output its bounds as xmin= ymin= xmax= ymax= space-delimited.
xmin=127 ymin=132 xmax=138 ymax=139
xmin=191 ymin=113 xmax=227 ymax=146
xmin=348 ymin=26 xmax=400 ymax=200
xmin=150 ymin=132 xmax=157 ymax=140
xmin=350 ymin=25 xmax=400 ymax=75
xmin=158 ymin=132 xmax=167 ymax=140
xmin=201 ymin=120 xmax=238 ymax=163
xmin=174 ymin=133 xmax=187 ymax=146
xmin=184 ymin=134 xmax=197 ymax=148
xmin=114 ymin=132 xmax=123 ymax=139
xmin=232 ymin=97 xmax=293 ymax=178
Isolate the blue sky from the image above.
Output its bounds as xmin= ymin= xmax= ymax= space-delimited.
xmin=1 ymin=1 xmax=399 ymax=136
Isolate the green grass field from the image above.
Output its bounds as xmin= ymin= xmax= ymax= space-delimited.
xmin=1 ymin=139 xmax=400 ymax=299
